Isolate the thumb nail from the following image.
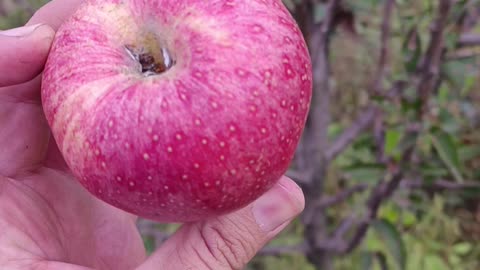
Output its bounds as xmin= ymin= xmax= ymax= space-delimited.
xmin=252 ymin=177 xmax=305 ymax=232
xmin=0 ymin=24 xmax=44 ymax=37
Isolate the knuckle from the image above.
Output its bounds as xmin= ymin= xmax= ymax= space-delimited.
xmin=195 ymin=217 xmax=260 ymax=270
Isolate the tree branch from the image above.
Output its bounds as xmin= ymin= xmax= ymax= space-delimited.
xmin=325 ymin=107 xmax=378 ymax=161
xmin=324 ymin=0 xmax=395 ymax=162
xmin=317 ymin=184 xmax=369 ymax=208
xmin=341 ymin=166 xmax=408 ymax=254
xmin=306 ymin=0 xmax=340 ymax=164
xmin=458 ymin=33 xmax=480 ymax=47
xmin=402 ymin=179 xmax=480 ymax=191
xmin=319 ymin=0 xmax=452 ymax=255
xmin=372 ymin=0 xmax=395 ymax=94
xmin=301 ymin=1 xmax=341 ymax=269
xmin=417 ymin=0 xmax=451 ymax=117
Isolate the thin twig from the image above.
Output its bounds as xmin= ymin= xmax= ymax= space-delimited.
xmin=458 ymin=33 xmax=480 ymax=47
xmin=341 ymin=167 xmax=407 ymax=254
xmin=372 ymin=0 xmax=395 ymax=94
xmin=317 ymin=184 xmax=369 ymax=208
xmin=401 ymin=179 xmax=480 ymax=191
xmin=325 ymin=107 xmax=378 ymax=161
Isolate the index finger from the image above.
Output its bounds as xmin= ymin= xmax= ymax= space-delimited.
xmin=27 ymin=0 xmax=84 ymax=30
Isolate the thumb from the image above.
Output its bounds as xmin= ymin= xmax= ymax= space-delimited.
xmin=138 ymin=176 xmax=304 ymax=270
xmin=0 ymin=24 xmax=55 ymax=87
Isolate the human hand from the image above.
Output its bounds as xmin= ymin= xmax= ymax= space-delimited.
xmin=0 ymin=1 xmax=305 ymax=270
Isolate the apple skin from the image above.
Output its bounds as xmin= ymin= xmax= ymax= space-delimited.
xmin=41 ymin=0 xmax=312 ymax=222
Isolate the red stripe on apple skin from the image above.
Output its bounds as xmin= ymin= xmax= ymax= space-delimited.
xmin=41 ymin=0 xmax=312 ymax=222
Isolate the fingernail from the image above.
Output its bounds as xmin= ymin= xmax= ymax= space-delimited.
xmin=252 ymin=177 xmax=305 ymax=232
xmin=0 ymin=24 xmax=43 ymax=37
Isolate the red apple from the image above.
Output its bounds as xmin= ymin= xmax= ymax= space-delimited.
xmin=41 ymin=0 xmax=312 ymax=222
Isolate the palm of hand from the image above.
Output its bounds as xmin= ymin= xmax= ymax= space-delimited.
xmin=0 ymin=68 xmax=145 ymax=269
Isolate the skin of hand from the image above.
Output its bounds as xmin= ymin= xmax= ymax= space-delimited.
xmin=0 ymin=1 xmax=305 ymax=270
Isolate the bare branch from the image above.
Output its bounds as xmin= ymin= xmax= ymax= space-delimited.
xmin=417 ymin=0 xmax=451 ymax=116
xmin=317 ymin=184 xmax=369 ymax=208
xmin=300 ymin=2 xmax=342 ymax=269
xmin=339 ymin=164 xmax=407 ymax=254
xmin=402 ymin=179 xmax=480 ymax=191
xmin=372 ymin=0 xmax=395 ymax=94
xmin=458 ymin=33 xmax=480 ymax=47
xmin=305 ymin=0 xmax=341 ymax=164
xmin=325 ymin=107 xmax=378 ymax=161
xmin=325 ymin=0 xmax=395 ymax=162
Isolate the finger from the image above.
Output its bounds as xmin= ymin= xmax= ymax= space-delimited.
xmin=0 ymin=0 xmax=85 ymax=87
xmin=0 ymin=75 xmax=42 ymax=103
xmin=27 ymin=0 xmax=84 ymax=30
xmin=0 ymin=24 xmax=55 ymax=87
xmin=24 ymin=261 xmax=92 ymax=270
xmin=137 ymin=176 xmax=305 ymax=270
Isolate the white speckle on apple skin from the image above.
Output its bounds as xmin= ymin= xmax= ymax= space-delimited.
xmin=41 ymin=0 xmax=312 ymax=222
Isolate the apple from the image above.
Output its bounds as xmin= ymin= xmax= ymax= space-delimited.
xmin=41 ymin=0 xmax=312 ymax=222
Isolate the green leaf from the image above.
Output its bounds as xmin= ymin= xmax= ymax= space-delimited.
xmin=343 ymin=163 xmax=385 ymax=183
xmin=385 ymin=129 xmax=402 ymax=158
xmin=443 ymin=57 xmax=476 ymax=91
xmin=359 ymin=251 xmax=374 ymax=270
xmin=424 ymin=254 xmax=449 ymax=270
xmin=401 ymin=211 xmax=417 ymax=227
xmin=461 ymin=75 xmax=476 ymax=96
xmin=453 ymin=242 xmax=472 ymax=256
xmin=430 ymin=129 xmax=464 ymax=182
xmin=142 ymin=235 xmax=156 ymax=255
xmin=458 ymin=145 xmax=480 ymax=162
xmin=438 ymin=108 xmax=460 ymax=133
xmin=372 ymin=219 xmax=406 ymax=270
xmin=420 ymin=164 xmax=450 ymax=179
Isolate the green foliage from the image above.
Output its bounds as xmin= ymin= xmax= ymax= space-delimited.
xmin=0 ymin=0 xmax=49 ymax=29
xmin=371 ymin=219 xmax=406 ymax=270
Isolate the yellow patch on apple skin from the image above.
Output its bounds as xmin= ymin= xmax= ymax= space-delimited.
xmin=52 ymin=76 xmax=125 ymax=167
xmin=180 ymin=14 xmax=233 ymax=47
xmin=78 ymin=3 xmax=141 ymax=46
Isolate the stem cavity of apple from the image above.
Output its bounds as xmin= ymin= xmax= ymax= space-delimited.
xmin=124 ymin=45 xmax=175 ymax=76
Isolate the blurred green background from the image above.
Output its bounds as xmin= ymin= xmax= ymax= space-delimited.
xmin=2 ymin=0 xmax=480 ymax=269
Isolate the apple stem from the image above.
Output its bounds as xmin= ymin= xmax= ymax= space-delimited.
xmin=124 ymin=45 xmax=175 ymax=76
